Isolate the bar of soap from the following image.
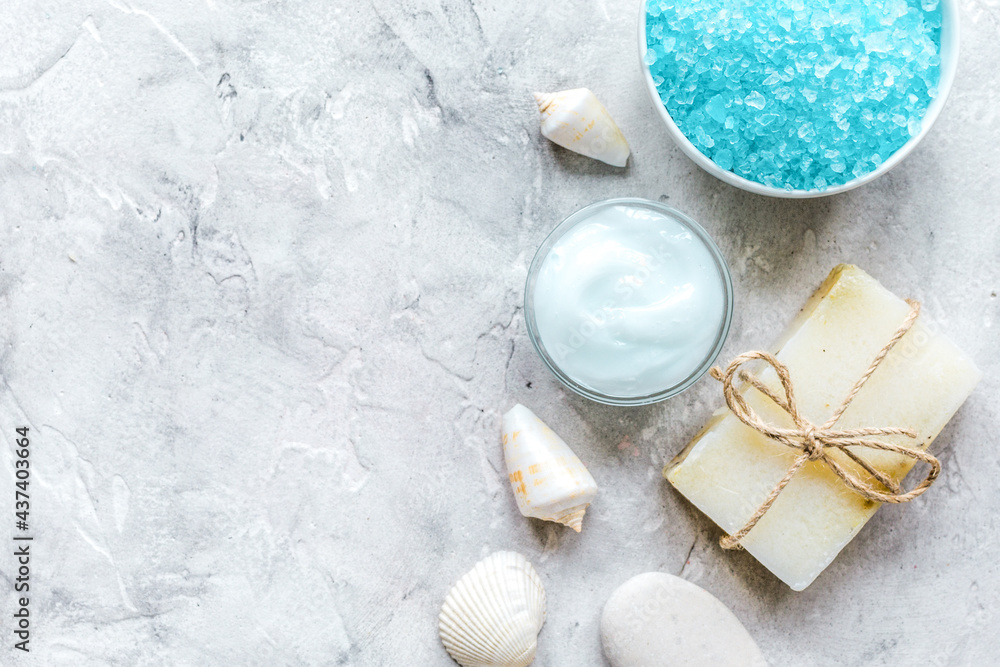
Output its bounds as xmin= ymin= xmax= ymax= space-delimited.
xmin=601 ymin=572 xmax=766 ymax=667
xmin=666 ymin=265 xmax=981 ymax=591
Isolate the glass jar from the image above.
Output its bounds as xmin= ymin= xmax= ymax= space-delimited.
xmin=524 ymin=198 xmax=734 ymax=406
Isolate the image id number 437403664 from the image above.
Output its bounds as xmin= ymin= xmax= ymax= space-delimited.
xmin=12 ymin=425 xmax=33 ymax=653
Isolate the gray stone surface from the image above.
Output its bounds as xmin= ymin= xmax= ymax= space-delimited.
xmin=1 ymin=0 xmax=997 ymax=664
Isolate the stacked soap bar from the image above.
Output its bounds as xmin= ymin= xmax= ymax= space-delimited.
xmin=644 ymin=0 xmax=942 ymax=190
xmin=666 ymin=265 xmax=980 ymax=590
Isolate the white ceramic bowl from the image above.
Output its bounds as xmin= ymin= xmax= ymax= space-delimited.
xmin=637 ymin=0 xmax=960 ymax=198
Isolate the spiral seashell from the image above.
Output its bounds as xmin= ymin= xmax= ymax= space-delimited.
xmin=438 ymin=551 xmax=547 ymax=667
xmin=502 ymin=404 xmax=599 ymax=532
xmin=534 ymin=88 xmax=631 ymax=167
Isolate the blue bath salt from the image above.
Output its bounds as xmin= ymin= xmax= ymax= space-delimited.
xmin=644 ymin=0 xmax=942 ymax=191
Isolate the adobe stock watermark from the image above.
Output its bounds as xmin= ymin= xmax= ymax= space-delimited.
xmin=545 ymin=1 xmax=612 ymax=32
xmin=536 ymin=90 xmax=628 ymax=165
xmin=615 ymin=577 xmax=692 ymax=635
xmin=413 ymin=449 xmax=462 ymax=512
xmin=548 ymin=243 xmax=677 ymax=362
xmin=925 ymin=605 xmax=993 ymax=666
xmin=958 ymin=0 xmax=1000 ymax=24
xmin=576 ymin=112 xmax=627 ymax=164
xmin=878 ymin=300 xmax=951 ymax=371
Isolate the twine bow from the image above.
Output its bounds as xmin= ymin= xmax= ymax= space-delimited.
xmin=710 ymin=299 xmax=941 ymax=550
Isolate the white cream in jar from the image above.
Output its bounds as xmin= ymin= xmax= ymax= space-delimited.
xmin=525 ymin=199 xmax=732 ymax=404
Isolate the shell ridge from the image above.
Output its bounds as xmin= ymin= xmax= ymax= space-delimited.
xmin=471 ymin=558 xmax=511 ymax=658
xmin=439 ymin=552 xmax=546 ymax=667
xmin=444 ymin=557 xmax=508 ymax=661
xmin=469 ymin=554 xmax=523 ymax=661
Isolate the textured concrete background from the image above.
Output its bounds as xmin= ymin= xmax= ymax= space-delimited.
xmin=1 ymin=0 xmax=998 ymax=665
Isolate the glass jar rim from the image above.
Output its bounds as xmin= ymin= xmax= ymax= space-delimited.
xmin=524 ymin=197 xmax=734 ymax=406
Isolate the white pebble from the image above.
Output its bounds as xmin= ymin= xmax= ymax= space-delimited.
xmin=600 ymin=572 xmax=766 ymax=667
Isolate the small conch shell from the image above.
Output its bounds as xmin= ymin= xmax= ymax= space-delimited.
xmin=502 ymin=404 xmax=599 ymax=532
xmin=534 ymin=88 xmax=630 ymax=167
xmin=439 ymin=551 xmax=547 ymax=667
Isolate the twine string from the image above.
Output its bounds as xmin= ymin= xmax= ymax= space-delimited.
xmin=709 ymin=299 xmax=940 ymax=550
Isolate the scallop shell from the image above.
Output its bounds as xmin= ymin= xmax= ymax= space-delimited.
xmin=502 ymin=404 xmax=599 ymax=532
xmin=439 ymin=551 xmax=547 ymax=667
xmin=534 ymin=88 xmax=630 ymax=167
